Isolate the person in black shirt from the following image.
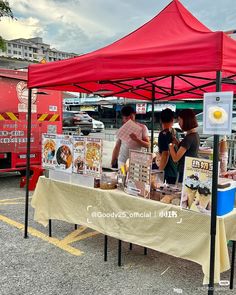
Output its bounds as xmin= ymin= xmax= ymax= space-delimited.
xmin=169 ymin=109 xmax=200 ymax=183
xmin=157 ymin=108 xmax=178 ymax=184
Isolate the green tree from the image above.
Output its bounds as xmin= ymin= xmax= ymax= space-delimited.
xmin=0 ymin=1 xmax=14 ymax=51
xmin=0 ymin=1 xmax=14 ymax=19
xmin=0 ymin=36 xmax=6 ymax=51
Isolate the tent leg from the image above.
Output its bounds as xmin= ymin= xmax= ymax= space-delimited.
xmin=144 ymin=247 xmax=148 ymax=255
xmin=48 ymin=219 xmax=52 ymax=237
xmin=118 ymin=240 xmax=122 ymax=266
xmin=151 ymin=85 xmax=155 ymax=153
xmin=208 ymin=71 xmax=221 ymax=295
xmin=230 ymin=241 xmax=236 ymax=289
xmin=24 ymin=88 xmax=32 ymax=239
xmin=104 ymin=235 xmax=108 ymax=262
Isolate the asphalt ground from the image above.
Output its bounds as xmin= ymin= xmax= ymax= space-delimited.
xmin=0 ymin=172 xmax=235 ymax=295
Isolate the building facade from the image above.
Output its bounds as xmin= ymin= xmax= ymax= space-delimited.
xmin=0 ymin=37 xmax=77 ymax=62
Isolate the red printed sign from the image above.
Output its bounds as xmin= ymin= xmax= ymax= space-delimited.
xmin=136 ymin=103 xmax=147 ymax=114
xmin=0 ymin=121 xmax=39 ymax=153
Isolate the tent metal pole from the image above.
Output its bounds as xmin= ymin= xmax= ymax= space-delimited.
xmin=208 ymin=71 xmax=221 ymax=295
xmin=151 ymin=84 xmax=155 ymax=153
xmin=24 ymin=88 xmax=32 ymax=239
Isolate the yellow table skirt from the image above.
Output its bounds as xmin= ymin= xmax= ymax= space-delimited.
xmin=31 ymin=176 xmax=236 ymax=284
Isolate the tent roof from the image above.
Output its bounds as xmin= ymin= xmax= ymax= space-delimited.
xmin=28 ymin=0 xmax=236 ymax=100
xmin=0 ymin=68 xmax=27 ymax=81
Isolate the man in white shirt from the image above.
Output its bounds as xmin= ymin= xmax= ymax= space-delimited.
xmin=111 ymin=105 xmax=150 ymax=168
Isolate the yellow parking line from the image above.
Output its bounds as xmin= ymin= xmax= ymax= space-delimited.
xmin=28 ymin=227 xmax=83 ymax=256
xmin=0 ymin=214 xmax=83 ymax=256
xmin=0 ymin=197 xmax=32 ymax=203
xmin=60 ymin=226 xmax=87 ymax=244
xmin=60 ymin=226 xmax=99 ymax=245
xmin=68 ymin=231 xmax=100 ymax=244
xmin=0 ymin=197 xmax=99 ymax=255
xmin=0 ymin=202 xmax=24 ymax=205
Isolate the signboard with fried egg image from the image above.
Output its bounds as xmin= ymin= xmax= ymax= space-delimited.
xmin=181 ymin=156 xmax=212 ymax=215
xmin=84 ymin=138 xmax=103 ymax=177
xmin=42 ymin=134 xmax=57 ymax=169
xmin=72 ymin=136 xmax=85 ymax=174
xmin=203 ymin=91 xmax=233 ymax=135
xmin=55 ymin=134 xmax=73 ymax=174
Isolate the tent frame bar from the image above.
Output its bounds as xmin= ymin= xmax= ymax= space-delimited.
xmin=49 ymin=73 xmax=236 ymax=102
xmin=96 ymin=74 xmax=233 ymax=100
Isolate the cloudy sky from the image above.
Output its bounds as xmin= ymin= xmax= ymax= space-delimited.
xmin=0 ymin=0 xmax=236 ymax=54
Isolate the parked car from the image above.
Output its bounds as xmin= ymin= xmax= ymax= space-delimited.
xmin=63 ymin=111 xmax=93 ymax=135
xmin=92 ymin=119 xmax=104 ymax=132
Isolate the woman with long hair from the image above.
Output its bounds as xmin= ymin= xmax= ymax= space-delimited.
xmin=169 ymin=109 xmax=200 ymax=183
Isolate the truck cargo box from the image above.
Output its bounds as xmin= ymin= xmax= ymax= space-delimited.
xmin=0 ymin=68 xmax=62 ymax=172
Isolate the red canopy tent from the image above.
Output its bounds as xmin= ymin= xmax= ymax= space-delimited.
xmin=26 ymin=1 xmax=236 ymax=293
xmin=28 ymin=0 xmax=236 ymax=100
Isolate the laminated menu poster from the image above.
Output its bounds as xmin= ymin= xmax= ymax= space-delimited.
xmin=54 ymin=134 xmax=73 ymax=174
xmin=125 ymin=150 xmax=153 ymax=198
xmin=181 ymin=156 xmax=212 ymax=215
xmin=116 ymin=119 xmax=143 ymax=144
xmin=42 ymin=134 xmax=57 ymax=169
xmin=84 ymin=137 xmax=103 ymax=177
xmin=72 ymin=136 xmax=85 ymax=174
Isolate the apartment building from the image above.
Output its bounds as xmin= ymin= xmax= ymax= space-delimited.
xmin=0 ymin=37 xmax=77 ymax=62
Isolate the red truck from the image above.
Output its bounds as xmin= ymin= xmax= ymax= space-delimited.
xmin=0 ymin=68 xmax=62 ymax=173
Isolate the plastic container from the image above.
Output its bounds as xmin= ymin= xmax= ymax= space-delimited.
xmin=219 ymin=137 xmax=228 ymax=174
xmin=100 ymin=172 xmax=117 ymax=190
xmin=71 ymin=173 xmax=95 ymax=187
xmin=49 ymin=170 xmax=71 ymax=183
xmin=217 ymin=186 xmax=236 ymax=216
xmin=151 ymin=170 xmax=164 ymax=189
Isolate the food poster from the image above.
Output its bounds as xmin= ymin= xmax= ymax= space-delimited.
xmin=126 ymin=150 xmax=153 ymax=198
xmin=42 ymin=134 xmax=57 ymax=169
xmin=203 ymin=91 xmax=233 ymax=135
xmin=181 ymin=156 xmax=212 ymax=215
xmin=84 ymin=138 xmax=103 ymax=177
xmin=55 ymin=134 xmax=73 ymax=173
xmin=72 ymin=136 xmax=85 ymax=174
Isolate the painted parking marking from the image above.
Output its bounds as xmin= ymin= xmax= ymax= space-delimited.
xmin=0 ymin=196 xmax=29 ymax=203
xmin=0 ymin=202 xmax=24 ymax=205
xmin=0 ymin=196 xmax=100 ymax=256
xmin=60 ymin=226 xmax=99 ymax=245
xmin=0 ymin=214 xmax=84 ymax=256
